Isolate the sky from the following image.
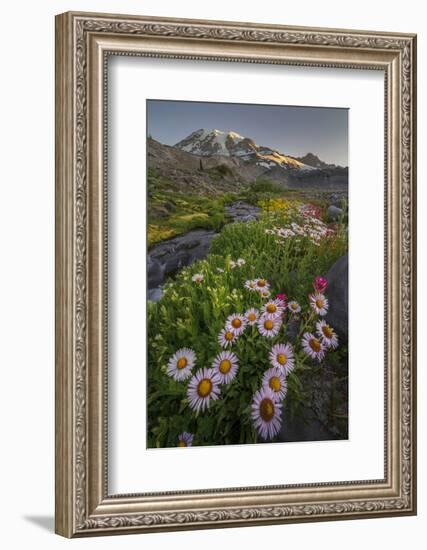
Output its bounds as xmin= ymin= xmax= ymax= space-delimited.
xmin=147 ymin=100 xmax=348 ymax=167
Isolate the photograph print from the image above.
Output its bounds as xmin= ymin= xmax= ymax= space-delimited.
xmin=147 ymin=99 xmax=349 ymax=449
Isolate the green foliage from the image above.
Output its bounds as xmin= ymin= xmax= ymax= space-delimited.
xmin=237 ymin=177 xmax=287 ymax=205
xmin=205 ymin=163 xmax=234 ymax=179
xmin=250 ymin=177 xmax=285 ymax=194
xmin=147 ymin=204 xmax=348 ymax=448
xmin=147 ymin=170 xmax=229 ymax=246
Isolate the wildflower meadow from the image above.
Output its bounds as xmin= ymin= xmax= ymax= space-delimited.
xmin=147 ymin=199 xmax=348 ymax=448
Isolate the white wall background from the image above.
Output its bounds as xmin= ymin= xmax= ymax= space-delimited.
xmin=0 ymin=1 xmax=424 ymax=548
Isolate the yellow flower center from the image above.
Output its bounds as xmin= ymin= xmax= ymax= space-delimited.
xmin=248 ymin=313 xmax=256 ymax=321
xmin=277 ymin=353 xmax=287 ymax=365
xmin=224 ymin=331 xmax=234 ymax=341
xmin=260 ymin=398 xmax=275 ymax=422
xmin=269 ymin=376 xmax=281 ymax=392
xmin=264 ymin=319 xmax=274 ymax=331
xmin=291 ymin=303 xmax=297 ymax=310
xmin=177 ymin=357 xmax=188 ymax=370
xmin=232 ymin=318 xmax=242 ymax=329
xmin=219 ymin=359 xmax=232 ymax=374
xmin=309 ymin=338 xmax=321 ymax=352
xmin=315 ymin=299 xmax=324 ymax=309
xmin=322 ymin=326 xmax=333 ymax=338
xmin=197 ymin=378 xmax=213 ymax=398
xmin=267 ymin=304 xmax=277 ymax=314
xmin=178 ymin=440 xmax=186 ymax=447
xmin=257 ymin=279 xmax=266 ymax=288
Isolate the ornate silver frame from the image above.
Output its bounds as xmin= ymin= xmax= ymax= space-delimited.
xmin=55 ymin=11 xmax=417 ymax=537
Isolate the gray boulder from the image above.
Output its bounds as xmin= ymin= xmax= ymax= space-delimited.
xmin=278 ymin=362 xmax=348 ymax=442
xmin=225 ymin=201 xmax=261 ymax=223
xmin=285 ymin=317 xmax=300 ymax=342
xmin=279 ymin=406 xmax=337 ymax=442
xmin=325 ymin=254 xmax=348 ymax=341
xmin=327 ymin=205 xmax=343 ymax=222
xmin=147 ymin=258 xmax=164 ymax=288
xmin=164 ymin=251 xmax=191 ymax=275
xmin=147 ymin=287 xmax=163 ymax=302
xmin=147 ymin=229 xmax=217 ymax=289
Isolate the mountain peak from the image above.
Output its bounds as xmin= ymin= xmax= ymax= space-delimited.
xmin=175 ymin=128 xmax=248 ymax=157
xmin=174 ymin=129 xmax=328 ymax=174
xmin=295 ymin=152 xmax=336 ymax=169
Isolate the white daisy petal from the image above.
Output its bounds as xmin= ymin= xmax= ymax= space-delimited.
xmin=192 ymin=273 xmax=204 ymax=284
xmin=269 ymin=343 xmax=295 ymax=374
xmin=251 ymin=386 xmax=282 ymax=440
xmin=218 ymin=328 xmax=237 ymax=348
xmin=225 ymin=313 xmax=247 ymax=336
xmin=244 ymin=279 xmax=257 ymax=292
xmin=212 ymin=351 xmax=239 ymax=384
xmin=178 ymin=432 xmax=193 ymax=447
xmin=187 ymin=368 xmax=221 ymax=413
xmin=288 ymin=300 xmax=301 ymax=314
xmin=302 ymin=332 xmax=326 ymax=362
xmin=257 ymin=314 xmax=282 ymax=338
xmin=316 ymin=320 xmax=339 ymax=349
xmin=254 ymin=278 xmax=270 ymax=291
xmin=262 ymin=367 xmax=288 ymax=401
xmin=244 ymin=308 xmax=259 ymax=326
xmin=166 ymin=348 xmax=196 ymax=381
xmin=262 ymin=299 xmax=285 ymax=317
xmin=309 ymin=293 xmax=329 ymax=316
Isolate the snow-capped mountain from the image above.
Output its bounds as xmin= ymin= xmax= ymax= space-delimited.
xmin=174 ymin=128 xmax=317 ymax=173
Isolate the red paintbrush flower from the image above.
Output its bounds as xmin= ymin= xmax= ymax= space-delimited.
xmin=313 ymin=276 xmax=328 ymax=294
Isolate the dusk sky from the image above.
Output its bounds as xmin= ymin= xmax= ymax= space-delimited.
xmin=147 ymin=100 xmax=348 ymax=167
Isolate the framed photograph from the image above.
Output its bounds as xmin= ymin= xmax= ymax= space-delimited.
xmin=55 ymin=11 xmax=417 ymax=537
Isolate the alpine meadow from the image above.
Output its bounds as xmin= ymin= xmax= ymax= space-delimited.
xmin=146 ymin=100 xmax=349 ymax=449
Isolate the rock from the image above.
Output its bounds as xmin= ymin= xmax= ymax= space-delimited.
xmin=148 ymin=229 xmax=217 ymax=289
xmin=225 ymin=201 xmax=261 ymax=223
xmin=329 ymin=193 xmax=345 ymax=208
xmin=164 ymin=251 xmax=191 ymax=275
xmin=147 ymin=258 xmax=164 ymax=288
xmin=327 ymin=205 xmax=343 ymax=221
xmin=179 ymin=237 xmax=204 ymax=251
xmin=325 ymin=254 xmax=348 ymax=341
xmin=278 ymin=406 xmax=337 ymax=442
xmin=278 ymin=363 xmax=348 ymax=442
xmin=285 ymin=317 xmax=300 ymax=342
xmin=148 ymin=287 xmax=163 ymax=302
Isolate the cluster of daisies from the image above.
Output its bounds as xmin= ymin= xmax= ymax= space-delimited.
xmin=265 ymin=206 xmax=335 ymax=247
xmin=167 ymin=274 xmax=339 ymax=447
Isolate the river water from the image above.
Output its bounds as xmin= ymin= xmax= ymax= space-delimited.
xmin=147 ymin=201 xmax=261 ymax=301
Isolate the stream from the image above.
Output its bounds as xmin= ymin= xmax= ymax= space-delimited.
xmin=148 ymin=201 xmax=261 ymax=302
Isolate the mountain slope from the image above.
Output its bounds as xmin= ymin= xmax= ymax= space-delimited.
xmin=148 ymin=137 xmax=267 ymax=195
xmin=175 ymin=128 xmax=317 ymax=174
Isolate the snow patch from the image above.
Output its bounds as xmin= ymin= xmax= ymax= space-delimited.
xmin=257 ymin=161 xmax=273 ymax=169
xmin=228 ymin=131 xmax=245 ymax=142
xmin=234 ymin=149 xmax=254 ymax=157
